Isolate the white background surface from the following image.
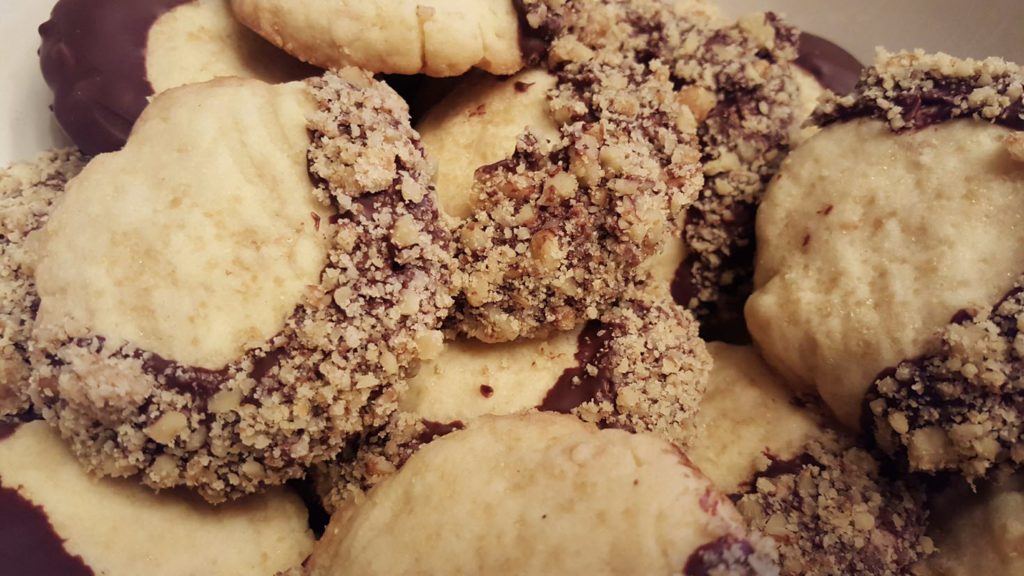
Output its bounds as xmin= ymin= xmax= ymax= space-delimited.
xmin=2 ymin=0 xmax=1023 ymax=165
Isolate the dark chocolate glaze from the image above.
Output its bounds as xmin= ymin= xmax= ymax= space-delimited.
xmin=672 ymin=203 xmax=756 ymax=344
xmin=683 ymin=536 xmax=760 ymax=576
xmin=795 ymin=33 xmax=863 ymax=95
xmin=0 ymin=485 xmax=94 ymax=576
xmin=512 ymin=0 xmax=561 ymax=66
xmin=418 ymin=420 xmax=465 ymax=444
xmin=539 ymin=321 xmax=615 ymax=413
xmin=39 ymin=0 xmax=192 ymax=155
xmin=0 ymin=422 xmax=19 ymax=442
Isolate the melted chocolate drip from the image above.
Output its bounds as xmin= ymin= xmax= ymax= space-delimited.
xmin=683 ymin=536 xmax=759 ymax=576
xmin=0 ymin=485 xmax=94 ymax=576
xmin=0 ymin=422 xmax=19 ymax=442
xmin=39 ymin=0 xmax=192 ymax=155
xmin=418 ymin=420 xmax=465 ymax=444
xmin=795 ymin=33 xmax=863 ymax=95
xmin=539 ymin=321 xmax=615 ymax=413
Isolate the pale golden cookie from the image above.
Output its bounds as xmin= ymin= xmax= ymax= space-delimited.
xmin=304 ymin=413 xmax=778 ymax=576
xmin=29 ymin=72 xmax=453 ymax=502
xmin=40 ymin=0 xmax=309 ymax=155
xmin=0 ymin=421 xmax=313 ymax=576
xmin=691 ymin=344 xmax=931 ymax=576
xmin=230 ymin=0 xmax=523 ymax=77
xmin=748 ymin=52 xmax=1024 ymax=429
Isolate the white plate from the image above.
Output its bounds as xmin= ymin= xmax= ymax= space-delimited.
xmin=2 ymin=0 xmax=1023 ymax=165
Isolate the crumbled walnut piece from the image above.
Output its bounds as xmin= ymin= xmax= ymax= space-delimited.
xmin=0 ymin=148 xmax=85 ymax=423
xmin=735 ymin=433 xmax=931 ymax=575
xmin=867 ymin=281 xmax=1024 ymax=481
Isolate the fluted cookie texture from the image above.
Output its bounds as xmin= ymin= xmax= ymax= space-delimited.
xmin=0 ymin=149 xmax=85 ymax=422
xmin=692 ymin=345 xmax=932 ymax=576
xmin=315 ymin=291 xmax=710 ymax=512
xmin=451 ymin=0 xmax=706 ymax=343
xmin=0 ymin=421 xmax=313 ymax=576
xmin=747 ymin=52 xmax=1024 ymax=429
xmin=304 ymin=414 xmax=779 ymax=576
xmin=230 ymin=0 xmax=523 ymax=77
xmin=39 ymin=0 xmax=308 ymax=155
xmin=29 ymin=73 xmax=453 ymax=502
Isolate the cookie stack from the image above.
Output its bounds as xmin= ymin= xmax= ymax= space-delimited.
xmin=1 ymin=0 xmax=1021 ymax=575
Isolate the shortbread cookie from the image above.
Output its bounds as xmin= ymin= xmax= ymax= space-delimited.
xmin=747 ymin=51 xmax=1024 ymax=428
xmin=0 ymin=149 xmax=85 ymax=422
xmin=315 ymin=292 xmax=710 ymax=511
xmin=450 ymin=0 xmax=708 ymax=342
xmin=39 ymin=0 xmax=309 ymax=155
xmin=691 ymin=345 xmax=932 ymax=576
xmin=29 ymin=73 xmax=453 ymax=502
xmin=919 ymin=469 xmax=1023 ymax=576
xmin=230 ymin=0 xmax=523 ymax=77
xmin=304 ymin=413 xmax=779 ymax=576
xmin=0 ymin=420 xmax=313 ymax=576
xmin=417 ymin=67 xmax=560 ymax=221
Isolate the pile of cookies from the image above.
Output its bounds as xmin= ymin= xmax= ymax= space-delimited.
xmin=1 ymin=0 xmax=1021 ymax=574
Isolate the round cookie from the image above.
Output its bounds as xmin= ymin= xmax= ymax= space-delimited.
xmin=0 ymin=149 xmax=85 ymax=422
xmin=919 ymin=470 xmax=1024 ymax=576
xmin=303 ymin=413 xmax=779 ymax=576
xmin=690 ymin=344 xmax=931 ymax=576
xmin=29 ymin=72 xmax=453 ymax=502
xmin=230 ymin=0 xmax=523 ymax=77
xmin=444 ymin=0 xmax=715 ymax=342
xmin=0 ymin=420 xmax=313 ymax=575
xmin=315 ymin=291 xmax=711 ymax=511
xmin=39 ymin=0 xmax=310 ymax=155
xmin=747 ymin=51 xmax=1024 ymax=433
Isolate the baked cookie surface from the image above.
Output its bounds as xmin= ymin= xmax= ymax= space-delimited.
xmin=304 ymin=413 xmax=778 ymax=576
xmin=747 ymin=51 xmax=1024 ymax=428
xmin=29 ymin=73 xmax=453 ymax=502
xmin=231 ymin=0 xmax=523 ymax=77
xmin=0 ymin=420 xmax=313 ymax=576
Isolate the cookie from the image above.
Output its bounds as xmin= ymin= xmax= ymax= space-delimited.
xmin=0 ymin=149 xmax=85 ymax=422
xmin=230 ymin=0 xmax=523 ymax=77
xmin=28 ymin=72 xmax=453 ymax=502
xmin=0 ymin=420 xmax=313 ymax=575
xmin=747 ymin=51 xmax=1024 ymax=430
xmin=304 ymin=413 xmax=779 ymax=576
xmin=417 ymin=67 xmax=560 ymax=221
xmin=919 ymin=469 xmax=1023 ymax=576
xmin=39 ymin=0 xmax=310 ymax=155
xmin=449 ymin=0 xmax=708 ymax=342
xmin=315 ymin=291 xmax=710 ymax=511
xmin=690 ymin=344 xmax=932 ymax=576
xmin=660 ymin=12 xmax=800 ymax=341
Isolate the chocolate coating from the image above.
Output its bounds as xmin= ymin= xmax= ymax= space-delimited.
xmin=795 ymin=33 xmax=863 ymax=95
xmin=683 ymin=536 xmax=760 ymax=576
xmin=39 ymin=0 xmax=191 ymax=155
xmin=0 ymin=484 xmax=93 ymax=576
xmin=539 ymin=321 xmax=615 ymax=413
